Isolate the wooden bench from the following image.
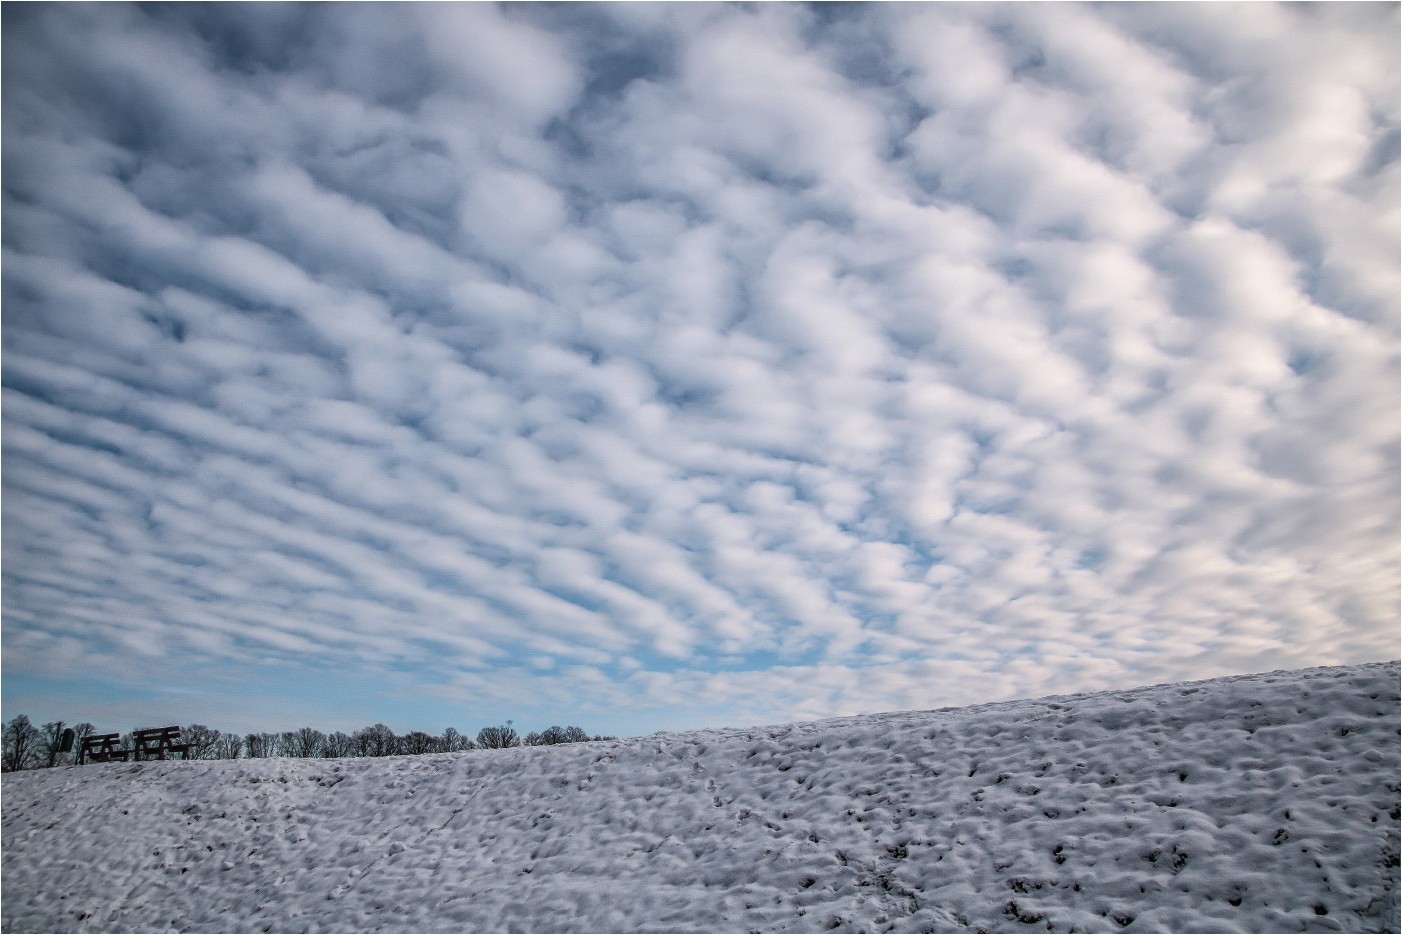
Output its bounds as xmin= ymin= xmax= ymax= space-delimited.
xmin=132 ymin=726 xmax=192 ymax=761
xmin=77 ymin=733 xmax=130 ymax=764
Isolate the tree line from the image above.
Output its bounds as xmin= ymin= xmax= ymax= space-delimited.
xmin=1 ymin=714 xmax=613 ymax=772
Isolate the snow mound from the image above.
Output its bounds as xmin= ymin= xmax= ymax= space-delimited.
xmin=4 ymin=662 xmax=1399 ymax=933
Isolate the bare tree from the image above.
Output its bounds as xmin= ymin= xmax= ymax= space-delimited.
xmin=524 ymin=725 xmax=592 ymax=746
xmin=477 ymin=721 xmax=520 ymax=749
xmin=439 ymin=727 xmax=474 ymax=752
xmin=353 ymin=723 xmax=399 ymax=757
xmin=274 ymin=731 xmax=295 ymax=757
xmin=245 ymin=732 xmax=277 ymax=758
xmin=368 ymin=724 xmax=399 ymax=757
xmin=287 ymin=727 xmax=325 ymax=758
xmin=3 ymin=715 xmax=42 ymax=772
xmin=182 ymin=724 xmax=223 ymax=760
xmin=215 ymin=732 xmax=244 ymax=759
xmin=349 ymin=728 xmax=370 ymax=757
xmin=70 ymin=723 xmax=96 ymax=761
xmin=13 ymin=715 xmax=606 ymax=766
xmin=400 ymin=731 xmax=438 ymax=756
xmin=322 ymin=731 xmax=353 ymax=758
xmin=40 ymin=721 xmax=69 ymax=768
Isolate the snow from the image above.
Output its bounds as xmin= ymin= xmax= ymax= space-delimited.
xmin=3 ymin=662 xmax=1398 ymax=934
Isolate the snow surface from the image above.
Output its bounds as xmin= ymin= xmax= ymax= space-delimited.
xmin=3 ymin=662 xmax=1398 ymax=934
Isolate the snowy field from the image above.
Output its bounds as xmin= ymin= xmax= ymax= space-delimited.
xmin=3 ymin=662 xmax=1398 ymax=934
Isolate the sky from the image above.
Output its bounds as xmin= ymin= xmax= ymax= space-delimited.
xmin=2 ymin=2 xmax=1398 ymax=741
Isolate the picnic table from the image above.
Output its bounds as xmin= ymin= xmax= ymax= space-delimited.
xmin=77 ymin=733 xmax=129 ymax=765
xmin=78 ymin=726 xmax=193 ymax=764
xmin=132 ymin=726 xmax=192 ymax=761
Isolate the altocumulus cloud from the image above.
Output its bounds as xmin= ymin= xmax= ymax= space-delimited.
xmin=2 ymin=3 xmax=1397 ymax=736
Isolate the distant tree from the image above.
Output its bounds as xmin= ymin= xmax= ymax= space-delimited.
xmin=215 ymin=732 xmax=244 ymax=760
xmin=477 ymin=721 xmax=520 ymax=749
xmin=322 ymin=731 xmax=354 ymax=758
xmin=372 ymin=724 xmax=400 ymax=757
xmin=439 ymin=727 xmax=474 ymax=752
xmin=274 ymin=731 xmax=295 ymax=757
xmin=287 ymin=727 xmax=325 ymax=759
xmin=350 ymin=727 xmax=373 ymax=757
xmin=245 ymin=732 xmax=277 ymax=758
xmin=524 ymin=726 xmax=595 ymax=746
xmin=353 ymin=723 xmax=399 ymax=757
xmin=40 ymin=721 xmax=68 ymax=768
xmin=3 ymin=715 xmax=43 ymax=772
xmin=525 ymin=725 xmax=594 ymax=746
xmin=71 ymin=723 xmax=96 ymax=756
xmin=400 ymin=731 xmax=438 ymax=756
xmin=182 ymin=725 xmax=223 ymax=760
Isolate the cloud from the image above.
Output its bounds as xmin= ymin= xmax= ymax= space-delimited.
xmin=2 ymin=3 xmax=1396 ymax=737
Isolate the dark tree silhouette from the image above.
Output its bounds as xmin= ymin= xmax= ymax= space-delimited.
xmin=322 ymin=731 xmax=354 ymax=758
xmin=400 ymin=731 xmax=438 ymax=756
xmin=439 ymin=727 xmax=475 ymax=752
xmin=71 ymin=722 xmax=96 ymax=756
xmin=354 ymin=723 xmax=399 ymax=757
xmin=477 ymin=721 xmax=520 ymax=749
xmin=215 ymin=732 xmax=244 ymax=759
xmin=2 ymin=714 xmax=607 ymax=765
xmin=245 ymin=732 xmax=277 ymax=758
xmin=40 ymin=721 xmax=68 ymax=768
xmin=182 ymin=724 xmax=223 ymax=759
xmin=287 ymin=727 xmax=325 ymax=758
xmin=3 ymin=715 xmax=42 ymax=772
xmin=525 ymin=725 xmax=594 ymax=745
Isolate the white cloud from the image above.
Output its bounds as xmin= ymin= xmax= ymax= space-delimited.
xmin=2 ymin=3 xmax=1396 ymax=738
xmin=417 ymin=4 xmax=582 ymax=125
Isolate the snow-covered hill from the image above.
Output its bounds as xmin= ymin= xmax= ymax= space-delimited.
xmin=4 ymin=662 xmax=1398 ymax=934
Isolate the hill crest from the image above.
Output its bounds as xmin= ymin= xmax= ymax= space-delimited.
xmin=4 ymin=661 xmax=1399 ymax=933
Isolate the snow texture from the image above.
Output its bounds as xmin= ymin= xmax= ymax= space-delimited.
xmin=3 ymin=662 xmax=1398 ymax=933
